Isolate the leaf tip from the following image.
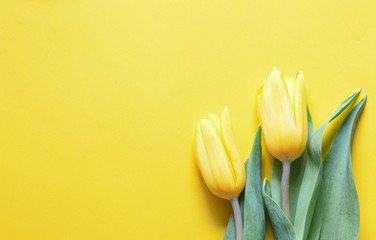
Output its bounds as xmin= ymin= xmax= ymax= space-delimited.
xmin=262 ymin=177 xmax=267 ymax=186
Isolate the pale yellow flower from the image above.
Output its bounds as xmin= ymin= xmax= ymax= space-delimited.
xmin=256 ymin=68 xmax=308 ymax=161
xmin=195 ymin=107 xmax=246 ymax=200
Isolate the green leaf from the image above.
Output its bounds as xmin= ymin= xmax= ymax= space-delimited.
xmin=292 ymin=136 xmax=322 ymax=240
xmin=327 ymin=89 xmax=362 ymax=123
xmin=262 ymin=178 xmax=296 ymax=240
xmin=271 ymin=158 xmax=282 ymax=207
xmin=289 ymin=110 xmax=314 ymax=224
xmin=224 ymin=126 xmax=265 ymax=240
xmin=320 ymin=96 xmax=366 ymax=239
xmin=293 ymin=90 xmax=361 ymax=240
xmin=306 ymin=183 xmax=323 ymax=240
xmin=243 ymin=126 xmax=265 ymax=239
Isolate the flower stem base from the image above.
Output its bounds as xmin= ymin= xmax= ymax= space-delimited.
xmin=282 ymin=161 xmax=291 ymax=220
xmin=230 ymin=197 xmax=243 ymax=240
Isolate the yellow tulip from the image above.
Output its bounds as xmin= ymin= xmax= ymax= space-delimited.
xmin=256 ymin=68 xmax=308 ymax=162
xmin=256 ymin=68 xmax=308 ymax=220
xmin=195 ymin=107 xmax=246 ymax=200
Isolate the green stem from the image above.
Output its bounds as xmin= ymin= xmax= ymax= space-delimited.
xmin=230 ymin=197 xmax=243 ymax=240
xmin=281 ymin=160 xmax=291 ymax=220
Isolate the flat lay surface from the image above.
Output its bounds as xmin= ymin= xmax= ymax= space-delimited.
xmin=0 ymin=0 xmax=375 ymax=239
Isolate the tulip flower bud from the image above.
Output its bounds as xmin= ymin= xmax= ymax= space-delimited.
xmin=256 ymin=68 xmax=308 ymax=162
xmin=195 ymin=107 xmax=246 ymax=200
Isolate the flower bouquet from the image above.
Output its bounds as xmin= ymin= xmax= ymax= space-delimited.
xmin=194 ymin=69 xmax=366 ymax=240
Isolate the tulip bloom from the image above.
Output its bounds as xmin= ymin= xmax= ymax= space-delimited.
xmin=256 ymin=68 xmax=308 ymax=162
xmin=195 ymin=107 xmax=245 ymax=240
xmin=256 ymin=68 xmax=308 ymax=219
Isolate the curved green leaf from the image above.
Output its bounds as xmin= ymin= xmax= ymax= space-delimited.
xmin=243 ymin=126 xmax=265 ymax=239
xmin=271 ymin=158 xmax=282 ymax=207
xmin=290 ymin=110 xmax=315 ymax=224
xmin=327 ymin=89 xmax=362 ymax=123
xmin=262 ymin=178 xmax=296 ymax=240
xmin=306 ymin=183 xmax=323 ymax=240
xmin=320 ymin=96 xmax=366 ymax=239
xmin=293 ymin=90 xmax=361 ymax=240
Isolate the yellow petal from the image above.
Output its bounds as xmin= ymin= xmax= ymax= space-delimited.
xmin=259 ymin=68 xmax=297 ymax=160
xmin=284 ymin=76 xmax=297 ymax=105
xmin=290 ymin=71 xmax=308 ymax=160
xmin=208 ymin=113 xmax=221 ymax=132
xmin=221 ymin=107 xmax=246 ymax=196
xmin=195 ymin=119 xmax=235 ymax=199
xmin=256 ymin=81 xmax=265 ymax=122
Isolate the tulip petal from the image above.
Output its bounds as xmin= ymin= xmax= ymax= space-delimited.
xmin=320 ymin=96 xmax=365 ymax=239
xmin=258 ymin=68 xmax=298 ymax=160
xmin=291 ymin=72 xmax=308 ymax=160
xmin=221 ymin=107 xmax=246 ymax=196
xmin=196 ymin=119 xmax=235 ymax=199
xmin=284 ymin=77 xmax=296 ymax=105
xmin=208 ymin=113 xmax=221 ymax=132
xmin=256 ymin=82 xmax=264 ymax=122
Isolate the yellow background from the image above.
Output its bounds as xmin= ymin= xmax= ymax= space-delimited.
xmin=0 ymin=0 xmax=375 ymax=239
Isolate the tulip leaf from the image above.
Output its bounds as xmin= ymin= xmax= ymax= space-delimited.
xmin=289 ymin=110 xmax=314 ymax=224
xmin=224 ymin=126 xmax=265 ymax=240
xmin=243 ymin=126 xmax=265 ymax=240
xmin=262 ymin=178 xmax=296 ymax=240
xmin=292 ymin=134 xmax=323 ymax=240
xmin=327 ymin=88 xmax=362 ymax=123
xmin=268 ymin=89 xmax=361 ymax=240
xmin=271 ymin=158 xmax=282 ymax=207
xmin=306 ymin=183 xmax=323 ymax=240
xmin=293 ymin=89 xmax=361 ymax=240
xmin=320 ymin=96 xmax=366 ymax=239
